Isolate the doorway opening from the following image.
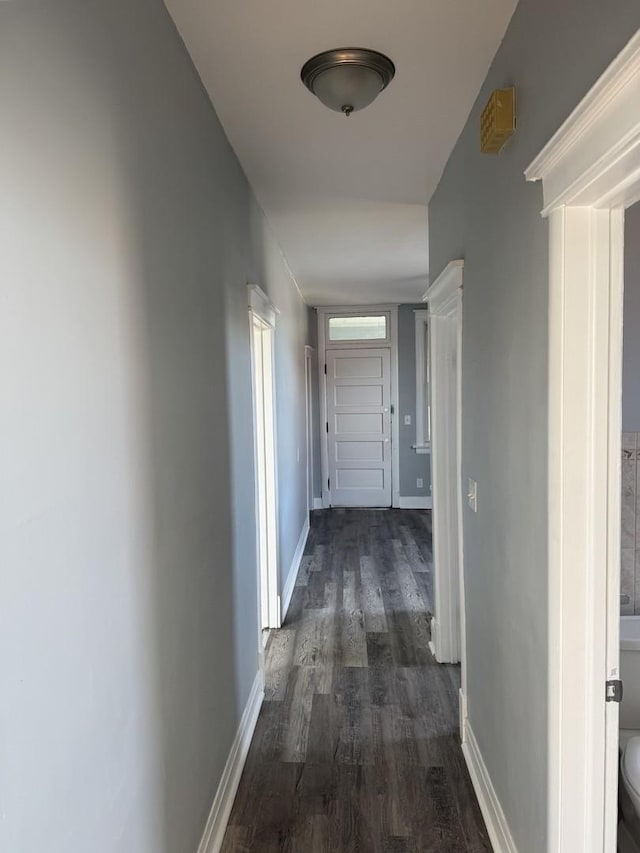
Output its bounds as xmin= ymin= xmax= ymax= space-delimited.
xmin=248 ymin=285 xmax=280 ymax=640
xmin=424 ymin=261 xmax=466 ymax=693
xmin=618 ymin=200 xmax=640 ymax=853
xmin=317 ymin=306 xmax=398 ymax=508
xmin=524 ymin=30 xmax=640 ymax=851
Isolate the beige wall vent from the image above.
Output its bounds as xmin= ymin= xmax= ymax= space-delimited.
xmin=480 ymin=87 xmax=515 ymax=154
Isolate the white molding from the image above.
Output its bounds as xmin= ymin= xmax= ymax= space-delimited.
xmin=249 ymin=309 xmax=280 ymax=633
xmin=313 ymin=497 xmax=323 ymax=511
xmin=525 ymin=30 xmax=640 ymax=214
xmin=455 ymin=269 xmax=467 ymax=713
xmin=523 ymin=32 xmax=640 ymax=853
xmin=459 ymin=689 xmax=468 ymax=743
xmin=319 ymin=307 xmax=393 ymax=350
xmin=398 ymin=496 xmax=433 ymax=509
xmin=414 ymin=309 xmax=430 ymax=449
xmin=423 ymin=259 xmax=464 ymax=309
xmin=304 ymin=347 xmax=316 ymax=513
xmin=462 ymin=722 xmax=518 ymax=853
xmin=198 ymin=670 xmax=265 ymax=853
xmin=280 ymin=517 xmax=310 ymax=621
xmin=424 ymin=261 xmax=464 ymax=666
xmin=317 ymin=310 xmax=329 ymax=508
xmin=390 ymin=306 xmax=400 ymax=508
xmin=247 ymin=284 xmax=279 ymax=327
xmin=428 ymin=616 xmax=439 ymax=659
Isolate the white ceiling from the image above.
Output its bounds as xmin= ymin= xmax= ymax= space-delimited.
xmin=166 ymin=0 xmax=516 ymax=305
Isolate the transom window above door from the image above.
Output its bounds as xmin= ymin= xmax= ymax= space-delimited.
xmin=326 ymin=312 xmax=390 ymax=346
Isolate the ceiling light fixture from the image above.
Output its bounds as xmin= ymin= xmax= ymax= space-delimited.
xmin=300 ymin=48 xmax=395 ymax=117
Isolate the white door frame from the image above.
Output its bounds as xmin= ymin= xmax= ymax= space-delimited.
xmin=304 ymin=345 xmax=315 ymax=513
xmin=248 ymin=284 xmax=281 ymax=634
xmin=317 ymin=306 xmax=399 ymax=508
xmin=423 ymin=262 xmax=466 ymax=684
xmin=414 ymin=309 xmax=431 ymax=452
xmin=525 ymin=30 xmax=640 ymax=851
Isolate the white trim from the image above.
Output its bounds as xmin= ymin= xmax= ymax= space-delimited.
xmin=248 ymin=284 xmax=279 ymax=327
xmin=455 ymin=266 xmax=466 ymax=710
xmin=318 ymin=312 xmax=329 ymax=507
xmin=524 ymin=31 xmax=640 ymax=852
xmin=391 ymin=307 xmax=400 ymax=508
xmin=248 ymin=289 xmax=280 ymax=633
xmin=414 ymin=309 xmax=431 ymax=452
xmin=398 ymin=496 xmax=433 ymax=509
xmin=316 ymin=306 xmax=399 ymax=509
xmin=280 ymin=516 xmax=310 ymax=622
xmin=525 ymin=31 xmax=640 ymax=214
xmin=459 ymin=688 xmax=468 ymax=744
xmin=322 ymin=309 xmax=392 ymax=349
xmin=197 ymin=670 xmax=265 ymax=853
xmin=462 ymin=721 xmax=518 ymax=853
xmin=304 ymin=346 xmax=315 ymax=513
xmin=424 ymin=261 xmax=464 ymax=666
xmin=423 ymin=260 xmax=464 ymax=309
xmin=313 ymin=497 xmax=323 ymax=511
xmin=428 ymin=617 xmax=439 ymax=659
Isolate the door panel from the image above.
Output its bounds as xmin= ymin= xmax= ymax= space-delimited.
xmin=336 ymin=441 xmax=384 ymax=462
xmin=327 ymin=348 xmax=391 ymax=507
xmin=333 ymin=354 xmax=384 ymax=379
xmin=335 ymin=384 xmax=383 ymax=406
xmin=335 ymin=412 xmax=384 ymax=434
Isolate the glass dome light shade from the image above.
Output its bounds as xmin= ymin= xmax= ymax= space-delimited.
xmin=301 ymin=48 xmax=395 ymax=115
xmin=311 ymin=64 xmax=385 ymax=113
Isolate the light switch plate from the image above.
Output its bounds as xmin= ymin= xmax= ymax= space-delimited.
xmin=417 ymin=478 xmax=423 ymax=489
xmin=404 ymin=414 xmax=411 ymax=425
xmin=468 ymin=478 xmax=478 ymax=512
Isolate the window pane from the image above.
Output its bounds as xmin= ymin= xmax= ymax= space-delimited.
xmin=328 ymin=315 xmax=387 ymax=341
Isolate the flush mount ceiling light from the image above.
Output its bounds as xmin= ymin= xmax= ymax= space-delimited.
xmin=300 ymin=48 xmax=395 ymax=116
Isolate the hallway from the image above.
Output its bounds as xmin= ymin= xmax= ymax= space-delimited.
xmin=222 ymin=509 xmax=491 ymax=852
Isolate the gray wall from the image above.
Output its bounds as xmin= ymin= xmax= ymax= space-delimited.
xmin=624 ymin=202 xmax=640 ymax=430
xmin=250 ymin=203 xmax=311 ymax=591
xmin=428 ymin=2 xmax=640 ymax=851
xmin=398 ymin=304 xmax=432 ymax=498
xmin=0 ymin=2 xmax=309 ymax=851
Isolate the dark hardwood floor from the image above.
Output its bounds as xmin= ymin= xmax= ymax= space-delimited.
xmin=221 ymin=509 xmax=491 ymax=852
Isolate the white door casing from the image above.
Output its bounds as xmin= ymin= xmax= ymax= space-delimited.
xmin=525 ymin=29 xmax=640 ymax=852
xmin=326 ymin=348 xmax=392 ymax=507
xmin=424 ymin=261 xmax=465 ymax=671
xmin=305 ymin=345 xmax=315 ymax=513
xmin=248 ymin=285 xmax=280 ymax=637
xmin=414 ymin=309 xmax=431 ymax=453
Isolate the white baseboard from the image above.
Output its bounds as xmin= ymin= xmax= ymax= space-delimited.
xmin=459 ymin=689 xmax=468 ymax=742
xmin=398 ymin=496 xmax=433 ymax=509
xmin=198 ymin=669 xmax=264 ymax=853
xmin=462 ymin=720 xmax=518 ymax=853
xmin=429 ymin=616 xmax=439 ymax=659
xmin=280 ymin=516 xmax=310 ymax=621
xmin=312 ymin=498 xmax=323 ymax=510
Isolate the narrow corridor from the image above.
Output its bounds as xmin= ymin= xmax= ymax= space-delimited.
xmin=222 ymin=509 xmax=491 ymax=852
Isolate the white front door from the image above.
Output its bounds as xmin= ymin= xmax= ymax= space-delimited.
xmin=326 ymin=348 xmax=391 ymax=507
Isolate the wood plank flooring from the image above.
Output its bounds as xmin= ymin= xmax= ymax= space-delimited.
xmin=221 ymin=509 xmax=491 ymax=852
